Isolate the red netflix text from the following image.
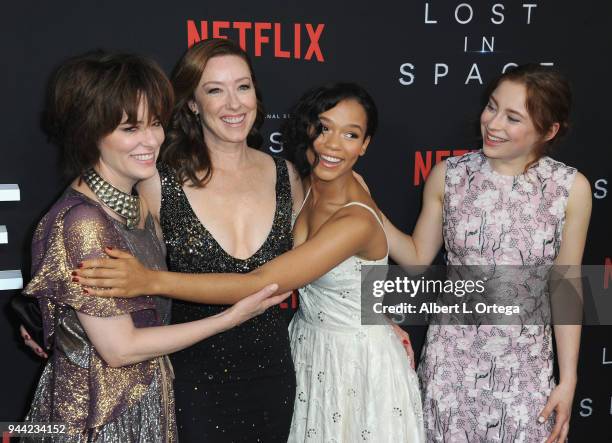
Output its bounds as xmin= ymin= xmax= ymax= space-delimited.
xmin=280 ymin=290 xmax=299 ymax=310
xmin=187 ymin=21 xmax=325 ymax=62
xmin=413 ymin=149 xmax=478 ymax=185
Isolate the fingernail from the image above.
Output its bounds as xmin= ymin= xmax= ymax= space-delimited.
xmin=537 ymin=416 xmax=545 ymax=424
xmin=24 ymin=334 xmax=31 ymax=340
xmin=71 ymin=271 xmax=77 ymax=276
xmin=83 ymin=288 xmax=89 ymax=294
xmin=77 ymin=262 xmax=83 ymax=268
xmin=106 ymin=246 xmax=113 ymax=250
xmin=72 ymin=277 xmax=79 ymax=282
xmin=402 ymin=339 xmax=409 ymax=345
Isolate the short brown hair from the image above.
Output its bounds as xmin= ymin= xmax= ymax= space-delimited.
xmin=161 ymin=39 xmax=264 ymax=187
xmin=486 ymin=64 xmax=572 ymax=169
xmin=45 ymin=51 xmax=173 ymax=177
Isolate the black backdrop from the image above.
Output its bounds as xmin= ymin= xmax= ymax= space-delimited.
xmin=1 ymin=1 xmax=610 ymax=439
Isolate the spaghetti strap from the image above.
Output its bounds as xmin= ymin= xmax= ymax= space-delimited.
xmin=295 ymin=187 xmax=311 ymax=218
xmin=342 ymin=201 xmax=388 ymax=256
xmin=342 ymin=202 xmax=385 ymax=229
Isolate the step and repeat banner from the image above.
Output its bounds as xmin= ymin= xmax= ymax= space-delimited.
xmin=1 ymin=1 xmax=610 ymax=439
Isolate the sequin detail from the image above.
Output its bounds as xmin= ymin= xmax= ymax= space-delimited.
xmin=158 ymin=157 xmax=296 ymax=441
xmin=22 ymin=188 xmax=176 ymax=441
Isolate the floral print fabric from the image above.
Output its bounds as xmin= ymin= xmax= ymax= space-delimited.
xmin=418 ymin=152 xmax=576 ymax=442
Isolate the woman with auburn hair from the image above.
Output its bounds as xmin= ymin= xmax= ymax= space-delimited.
xmin=132 ymin=39 xmax=303 ymax=441
xmin=18 ymin=50 xmax=287 ymax=442
xmin=383 ymin=64 xmax=590 ymax=442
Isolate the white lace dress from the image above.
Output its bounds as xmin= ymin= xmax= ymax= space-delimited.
xmin=287 ymin=200 xmax=424 ymax=442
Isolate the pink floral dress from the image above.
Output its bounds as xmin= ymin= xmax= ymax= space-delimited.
xmin=418 ymin=151 xmax=577 ymax=442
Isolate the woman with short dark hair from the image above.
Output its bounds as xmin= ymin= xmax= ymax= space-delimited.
xmin=21 ymin=51 xmax=287 ymax=442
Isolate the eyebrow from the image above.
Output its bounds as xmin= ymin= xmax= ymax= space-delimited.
xmin=202 ymin=77 xmax=251 ymax=87
xmin=319 ymin=116 xmax=364 ymax=131
xmin=489 ymin=95 xmax=527 ymax=119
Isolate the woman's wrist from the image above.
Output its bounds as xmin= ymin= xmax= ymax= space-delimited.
xmin=213 ymin=308 xmax=239 ymax=332
xmin=558 ymin=372 xmax=578 ymax=386
xmin=146 ymin=269 xmax=165 ymax=296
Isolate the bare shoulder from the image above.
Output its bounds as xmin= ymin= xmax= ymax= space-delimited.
xmin=428 ymin=161 xmax=447 ymax=185
xmin=567 ymin=171 xmax=592 ymax=213
xmin=570 ymin=171 xmax=591 ymax=197
xmin=331 ymin=201 xmax=381 ymax=236
xmin=247 ymin=149 xmax=278 ymax=179
xmin=424 ymin=160 xmax=446 ymax=200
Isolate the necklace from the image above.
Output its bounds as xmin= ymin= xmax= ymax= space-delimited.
xmin=82 ymin=168 xmax=140 ymax=229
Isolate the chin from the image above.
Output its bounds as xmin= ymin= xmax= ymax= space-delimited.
xmin=313 ymin=165 xmax=347 ymax=182
xmin=221 ymin=131 xmax=251 ymax=144
xmin=131 ymin=168 xmax=157 ymax=182
xmin=482 ymin=144 xmax=507 ymax=159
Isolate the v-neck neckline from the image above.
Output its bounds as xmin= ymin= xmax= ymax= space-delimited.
xmin=176 ymin=158 xmax=280 ymax=263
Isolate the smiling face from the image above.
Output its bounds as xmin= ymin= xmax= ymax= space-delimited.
xmin=189 ymin=55 xmax=257 ymax=148
xmin=96 ymin=98 xmax=164 ymax=192
xmin=480 ymin=80 xmax=555 ymax=165
xmin=308 ymin=99 xmax=371 ymax=181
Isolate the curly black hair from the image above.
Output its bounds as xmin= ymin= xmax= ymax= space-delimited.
xmin=282 ymin=82 xmax=378 ymax=177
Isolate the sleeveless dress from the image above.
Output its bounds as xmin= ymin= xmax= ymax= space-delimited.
xmin=158 ymin=156 xmax=296 ymax=442
xmin=418 ymin=152 xmax=577 ymax=442
xmin=288 ymin=191 xmax=424 ymax=442
xmin=23 ymin=188 xmax=175 ymax=442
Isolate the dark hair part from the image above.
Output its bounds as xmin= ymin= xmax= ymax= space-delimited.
xmin=282 ymin=82 xmax=378 ymax=177
xmin=485 ymin=64 xmax=572 ymax=170
xmin=160 ymin=38 xmax=265 ymax=187
xmin=45 ymin=50 xmax=173 ymax=177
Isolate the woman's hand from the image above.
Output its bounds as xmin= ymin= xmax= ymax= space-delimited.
xmin=20 ymin=325 xmax=48 ymax=359
xmin=73 ymin=247 xmax=154 ymax=298
xmin=539 ymin=380 xmax=576 ymax=443
xmin=224 ymin=284 xmax=291 ymax=326
xmin=389 ymin=322 xmax=415 ymax=369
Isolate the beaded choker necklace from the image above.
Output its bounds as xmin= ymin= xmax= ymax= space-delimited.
xmin=82 ymin=168 xmax=140 ymax=229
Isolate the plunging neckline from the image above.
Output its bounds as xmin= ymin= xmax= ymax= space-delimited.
xmin=177 ymin=160 xmax=280 ymax=263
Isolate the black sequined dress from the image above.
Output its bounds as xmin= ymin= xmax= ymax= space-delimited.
xmin=158 ymin=157 xmax=296 ymax=443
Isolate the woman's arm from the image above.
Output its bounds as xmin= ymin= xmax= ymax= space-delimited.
xmin=538 ymin=172 xmax=591 ymax=443
xmin=77 ymin=283 xmax=286 ymax=367
xmin=383 ymin=161 xmax=446 ymax=266
xmin=76 ymin=206 xmax=380 ymax=303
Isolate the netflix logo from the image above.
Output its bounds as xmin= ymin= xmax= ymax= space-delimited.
xmin=187 ymin=20 xmax=326 ymax=62
xmin=413 ymin=149 xmax=478 ymax=185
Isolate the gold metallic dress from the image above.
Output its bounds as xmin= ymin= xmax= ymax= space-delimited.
xmin=22 ymin=188 xmax=176 ymax=442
